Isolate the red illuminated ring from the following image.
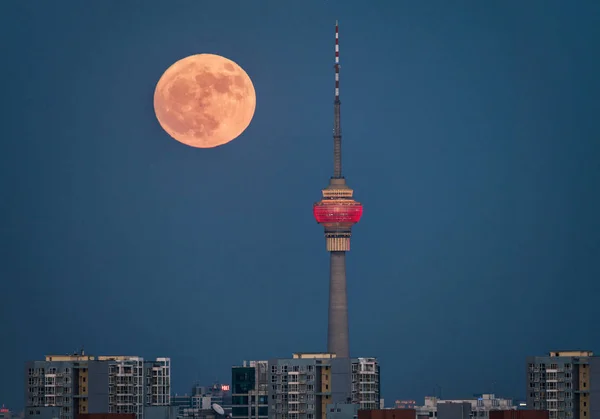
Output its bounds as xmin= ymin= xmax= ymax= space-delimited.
xmin=313 ymin=202 xmax=363 ymax=224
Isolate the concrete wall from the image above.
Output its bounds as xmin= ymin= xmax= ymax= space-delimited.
xmin=326 ymin=404 xmax=357 ymax=419
xmin=24 ymin=361 xmax=35 ymax=411
xmin=489 ymin=411 xmax=549 ymax=419
xmin=437 ymin=403 xmax=471 ymax=419
xmin=589 ymin=357 xmax=600 ymax=419
xmin=330 ymin=358 xmax=351 ymax=404
xmin=357 ymin=409 xmax=416 ymax=419
xmin=25 ymin=407 xmax=61 ymax=419
xmin=143 ymin=406 xmax=179 ymax=419
xmin=87 ymin=362 xmax=109 ymax=414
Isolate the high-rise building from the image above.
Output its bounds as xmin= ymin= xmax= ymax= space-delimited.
xmin=312 ymin=21 xmax=363 ymax=365
xmin=24 ymin=352 xmax=170 ymax=419
xmin=267 ymin=353 xmax=340 ymax=419
xmin=351 ymin=358 xmax=379 ymax=410
xmin=231 ymin=361 xmax=269 ymax=419
xmin=143 ymin=358 xmax=171 ymax=407
xmin=232 ymin=354 xmax=379 ymax=419
xmin=526 ymin=350 xmax=599 ymax=419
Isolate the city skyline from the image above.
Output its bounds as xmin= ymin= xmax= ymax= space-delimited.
xmin=2 ymin=0 xmax=600 ymax=412
xmin=10 ymin=348 xmax=595 ymax=413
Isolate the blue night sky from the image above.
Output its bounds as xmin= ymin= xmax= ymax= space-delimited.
xmin=1 ymin=0 xmax=599 ymax=409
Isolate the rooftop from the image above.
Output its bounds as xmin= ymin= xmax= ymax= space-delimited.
xmin=549 ymin=350 xmax=594 ymax=357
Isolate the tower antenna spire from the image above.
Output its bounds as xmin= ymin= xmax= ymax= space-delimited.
xmin=333 ymin=20 xmax=342 ymax=178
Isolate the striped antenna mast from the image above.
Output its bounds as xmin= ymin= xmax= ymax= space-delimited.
xmin=333 ymin=20 xmax=342 ymax=178
xmin=335 ymin=20 xmax=340 ymax=99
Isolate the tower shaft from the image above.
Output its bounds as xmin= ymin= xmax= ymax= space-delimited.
xmin=328 ymin=251 xmax=349 ymax=358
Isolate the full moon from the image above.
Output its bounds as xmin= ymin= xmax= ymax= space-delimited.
xmin=153 ymin=54 xmax=256 ymax=148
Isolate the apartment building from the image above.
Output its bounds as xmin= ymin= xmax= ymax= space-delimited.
xmin=232 ymin=353 xmax=380 ymax=419
xmin=526 ymin=350 xmax=599 ymax=419
xmin=267 ymin=353 xmax=341 ymax=419
xmin=351 ymin=358 xmax=380 ymax=410
xmin=24 ymin=352 xmax=170 ymax=419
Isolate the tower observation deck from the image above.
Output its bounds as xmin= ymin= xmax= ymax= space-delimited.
xmin=313 ymin=21 xmax=363 ymax=360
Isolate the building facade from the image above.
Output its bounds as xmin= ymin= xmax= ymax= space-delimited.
xmin=325 ymin=404 xmax=357 ymax=419
xmin=590 ymin=356 xmax=600 ymax=419
xmin=233 ymin=354 xmax=380 ymax=419
xmin=414 ymin=395 xmax=515 ymax=419
xmin=231 ymin=361 xmax=269 ymax=419
xmin=526 ymin=350 xmax=598 ymax=419
xmin=351 ymin=359 xmax=380 ymax=410
xmin=144 ymin=358 xmax=170 ymax=407
xmin=267 ymin=353 xmax=339 ymax=419
xmin=24 ymin=353 xmax=170 ymax=419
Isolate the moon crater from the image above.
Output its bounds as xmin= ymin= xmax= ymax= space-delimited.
xmin=154 ymin=54 xmax=256 ymax=148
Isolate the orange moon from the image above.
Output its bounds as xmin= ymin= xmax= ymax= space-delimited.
xmin=153 ymin=54 xmax=256 ymax=148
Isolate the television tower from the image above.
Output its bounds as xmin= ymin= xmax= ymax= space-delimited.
xmin=313 ymin=21 xmax=363 ymax=359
